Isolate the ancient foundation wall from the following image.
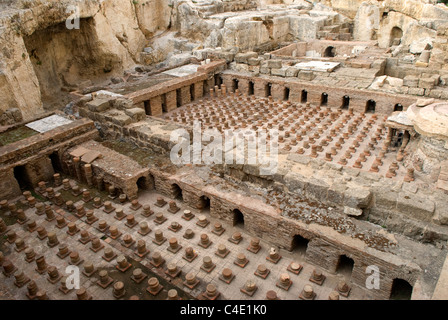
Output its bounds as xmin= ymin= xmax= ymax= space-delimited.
xmin=146 ymin=170 xmax=421 ymax=300
xmin=127 ymin=60 xmax=227 ymax=116
xmin=220 ymin=72 xmax=417 ymax=115
xmin=0 ymin=118 xmax=98 ymax=199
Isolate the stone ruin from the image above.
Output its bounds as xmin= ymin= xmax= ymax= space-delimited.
xmin=1 ymin=0 xmax=448 ymax=301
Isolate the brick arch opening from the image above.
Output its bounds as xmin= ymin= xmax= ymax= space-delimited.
xmin=301 ymin=90 xmax=308 ymax=103
xmin=214 ymin=74 xmax=223 ymax=87
xmin=291 ymin=234 xmax=309 ymax=257
xmin=390 ymin=278 xmax=413 ymax=300
xmin=190 ymin=84 xmax=195 ymax=101
xmin=342 ymin=95 xmax=350 ymax=109
xmin=366 ymin=100 xmax=376 ymax=113
xmin=324 ymin=46 xmax=336 ymax=57
xmin=336 ymin=254 xmax=354 ymax=279
xmin=394 ymin=103 xmax=403 ymax=112
xmin=265 ymin=83 xmax=272 ymax=97
xmin=321 ymin=92 xmax=328 ymax=106
xmin=13 ymin=165 xmax=32 ymax=190
xmin=50 ymin=151 xmax=62 ymax=173
xmin=248 ymin=81 xmax=255 ymax=95
xmin=233 ymin=209 xmax=244 ymax=228
xmin=390 ymin=26 xmax=403 ymax=46
xmin=199 ymin=195 xmax=210 ymax=211
xmin=232 ymin=79 xmax=239 ymax=92
xmin=284 ymin=87 xmax=290 ymax=101
xmin=137 ymin=176 xmax=148 ymax=190
xmin=171 ymin=183 xmax=183 ymax=201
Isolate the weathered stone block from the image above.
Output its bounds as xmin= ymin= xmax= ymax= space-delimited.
xmin=344 ymin=187 xmax=371 ymax=209
xmin=247 ymin=58 xmax=261 ymax=66
xmin=298 ymin=70 xmax=315 ymax=81
xmin=306 ymin=178 xmax=329 ymax=202
xmin=285 ymin=67 xmax=299 ymax=77
xmin=124 ymin=108 xmax=146 ymax=122
xmin=408 ymin=87 xmax=425 ymax=96
xmin=419 ymin=78 xmax=435 ymax=89
xmin=235 ymin=52 xmax=258 ymax=64
xmin=327 ymin=184 xmax=346 ymax=205
xmin=267 ymin=60 xmax=282 ymax=68
xmin=271 ymin=67 xmax=287 ymax=77
xmin=397 ymin=192 xmax=435 ymax=221
xmin=403 ymin=75 xmax=419 ymax=87
xmin=87 ymin=99 xmax=111 ymax=112
xmin=260 ymin=67 xmax=270 ymax=74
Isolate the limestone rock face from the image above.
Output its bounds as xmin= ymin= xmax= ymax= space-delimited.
xmin=289 ymin=15 xmax=326 ymax=41
xmin=0 ymin=28 xmax=43 ymax=121
xmin=402 ymin=22 xmax=436 ymax=49
xmin=353 ymin=2 xmax=379 ymax=41
xmin=409 ymin=37 xmax=433 ymax=54
xmin=407 ymin=102 xmax=448 ymax=175
xmin=134 ymin=0 xmax=172 ymax=37
xmin=0 ymin=0 xmax=150 ymax=121
xmin=407 ymin=103 xmax=448 ymax=140
xmin=222 ymin=17 xmax=270 ymax=51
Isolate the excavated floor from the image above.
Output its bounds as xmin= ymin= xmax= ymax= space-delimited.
xmin=163 ymin=94 xmax=406 ymax=180
xmin=0 ymin=177 xmax=364 ymax=300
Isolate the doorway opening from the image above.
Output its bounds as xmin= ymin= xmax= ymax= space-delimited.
xmin=366 ymin=100 xmax=376 ymax=113
xmin=394 ymin=104 xmax=403 ymax=112
xmin=292 ymin=234 xmax=309 ymax=256
xmin=50 ymin=152 xmax=62 ymax=173
xmin=14 ymin=166 xmax=32 ymax=190
xmin=248 ymin=81 xmax=255 ymax=95
xmin=171 ymin=183 xmax=183 ymax=200
xmin=144 ymin=100 xmax=151 ymax=115
xmin=233 ymin=209 xmax=244 ymax=227
xmin=336 ymin=255 xmax=355 ymax=278
xmin=265 ymin=83 xmax=272 ymax=97
xmin=390 ymin=278 xmax=413 ymax=300
xmin=342 ymin=95 xmax=350 ymax=109
xmin=321 ymin=93 xmax=328 ymax=106
xmin=232 ymin=79 xmax=239 ymax=92
xmin=199 ymin=195 xmax=210 ymax=211
xmin=301 ymin=90 xmax=308 ymax=103
xmin=284 ymin=87 xmax=290 ymax=101
xmin=324 ymin=46 xmax=336 ymax=57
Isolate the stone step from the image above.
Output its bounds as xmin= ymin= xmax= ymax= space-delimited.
xmin=317 ymin=30 xmax=329 ymax=39
xmin=339 ymin=33 xmax=352 ymax=41
xmin=323 ymin=25 xmax=340 ymax=33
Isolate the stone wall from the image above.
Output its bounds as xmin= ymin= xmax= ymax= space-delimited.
xmin=220 ymin=71 xmax=417 ymax=114
xmin=0 ymin=0 xmax=153 ymax=120
xmin=144 ymin=167 xmax=422 ymax=300
xmin=127 ymin=60 xmax=226 ymax=112
xmin=0 ymin=118 xmax=98 ymax=199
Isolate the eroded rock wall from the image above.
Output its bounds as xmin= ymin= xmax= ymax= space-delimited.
xmin=0 ymin=0 xmax=161 ymax=120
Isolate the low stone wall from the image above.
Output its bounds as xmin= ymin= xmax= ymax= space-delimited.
xmin=0 ymin=118 xmax=98 ymax=199
xmin=220 ymin=71 xmax=417 ymax=114
xmin=126 ymin=60 xmax=227 ymax=116
xmin=60 ymin=141 xmax=154 ymax=200
xmin=146 ymin=166 xmax=422 ymax=300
